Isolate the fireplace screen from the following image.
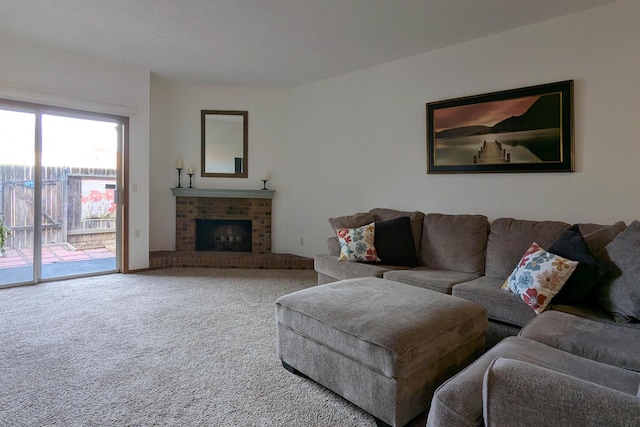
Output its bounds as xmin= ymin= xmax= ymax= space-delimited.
xmin=195 ymin=219 xmax=252 ymax=252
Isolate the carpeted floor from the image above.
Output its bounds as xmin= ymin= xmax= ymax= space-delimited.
xmin=0 ymin=268 xmax=376 ymax=426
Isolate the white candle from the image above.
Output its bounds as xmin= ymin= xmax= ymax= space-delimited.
xmin=261 ymin=173 xmax=269 ymax=180
xmin=176 ymin=158 xmax=184 ymax=169
xmin=188 ymin=167 xmax=194 ymax=174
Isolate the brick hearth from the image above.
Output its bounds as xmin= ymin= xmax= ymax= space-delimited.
xmin=150 ymin=188 xmax=313 ymax=270
xmin=149 ymin=251 xmax=313 ymax=270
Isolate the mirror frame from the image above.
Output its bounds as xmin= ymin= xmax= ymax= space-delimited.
xmin=201 ymin=110 xmax=248 ymax=178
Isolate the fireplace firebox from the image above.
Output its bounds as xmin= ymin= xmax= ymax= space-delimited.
xmin=196 ymin=219 xmax=252 ymax=252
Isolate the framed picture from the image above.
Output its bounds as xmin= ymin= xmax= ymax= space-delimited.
xmin=426 ymin=80 xmax=573 ymax=173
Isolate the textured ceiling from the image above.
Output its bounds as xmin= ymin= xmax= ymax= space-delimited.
xmin=0 ymin=0 xmax=621 ymax=88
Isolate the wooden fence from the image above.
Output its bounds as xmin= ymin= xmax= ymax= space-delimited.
xmin=0 ymin=165 xmax=117 ymax=250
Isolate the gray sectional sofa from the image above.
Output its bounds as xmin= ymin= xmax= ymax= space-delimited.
xmin=314 ymin=208 xmax=640 ymax=425
xmin=315 ymin=208 xmax=628 ymax=346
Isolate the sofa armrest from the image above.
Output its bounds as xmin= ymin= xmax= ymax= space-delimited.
xmin=327 ymin=236 xmax=340 ymax=256
xmin=483 ymin=357 xmax=640 ymax=427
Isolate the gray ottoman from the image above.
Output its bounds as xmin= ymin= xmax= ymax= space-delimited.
xmin=275 ymin=278 xmax=488 ymax=427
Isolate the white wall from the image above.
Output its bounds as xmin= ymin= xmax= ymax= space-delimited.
xmin=288 ymin=0 xmax=640 ymax=258
xmin=0 ymin=35 xmax=151 ymax=270
xmin=149 ymin=82 xmax=290 ymax=252
xmin=7 ymin=2 xmax=634 ymax=264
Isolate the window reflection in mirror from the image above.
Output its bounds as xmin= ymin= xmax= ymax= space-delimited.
xmin=201 ymin=110 xmax=248 ymax=178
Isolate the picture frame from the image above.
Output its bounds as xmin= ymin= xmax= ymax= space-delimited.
xmin=426 ymin=80 xmax=573 ymax=173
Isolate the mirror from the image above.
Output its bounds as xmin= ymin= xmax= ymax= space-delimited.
xmin=201 ymin=110 xmax=248 ymax=178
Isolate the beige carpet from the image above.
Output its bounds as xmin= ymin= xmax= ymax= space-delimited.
xmin=0 ymin=268 xmax=375 ymax=426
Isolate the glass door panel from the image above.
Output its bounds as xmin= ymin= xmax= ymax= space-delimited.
xmin=0 ymin=109 xmax=36 ymax=286
xmin=40 ymin=114 xmax=119 ymax=280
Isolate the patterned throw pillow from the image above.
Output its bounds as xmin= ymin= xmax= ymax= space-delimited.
xmin=505 ymin=242 xmax=578 ymax=314
xmin=336 ymin=222 xmax=380 ymax=262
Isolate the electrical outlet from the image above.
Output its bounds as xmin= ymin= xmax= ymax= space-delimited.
xmin=300 ymin=237 xmax=304 ymax=246
xmin=134 ymin=229 xmax=140 ymax=238
xmin=132 ymin=183 xmax=138 ymax=192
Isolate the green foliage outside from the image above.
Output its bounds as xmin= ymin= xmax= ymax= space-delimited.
xmin=0 ymin=214 xmax=10 ymax=255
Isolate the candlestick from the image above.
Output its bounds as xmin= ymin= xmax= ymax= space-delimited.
xmin=261 ymin=173 xmax=269 ymax=180
xmin=261 ymin=179 xmax=268 ymax=190
xmin=176 ymin=168 xmax=183 ymax=188
xmin=188 ymin=173 xmax=194 ymax=188
xmin=188 ymin=167 xmax=194 ymax=174
xmin=177 ymin=158 xmax=184 ymax=169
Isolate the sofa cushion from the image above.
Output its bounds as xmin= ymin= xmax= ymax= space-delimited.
xmin=374 ymin=217 xmax=418 ymax=266
xmin=548 ymin=224 xmax=607 ymax=304
xmin=369 ymin=208 xmax=425 ymax=258
xmin=383 ymin=268 xmax=481 ymax=294
xmin=453 ymin=276 xmax=535 ymax=327
xmin=328 ymin=212 xmax=375 ymax=230
xmin=419 ymin=214 xmax=489 ymax=274
xmin=336 ymin=222 xmax=380 ymax=262
xmin=579 ymin=221 xmax=626 ymax=253
xmin=597 ymin=220 xmax=640 ymax=322
xmin=485 ymin=218 xmax=569 ymax=279
xmin=519 ymin=310 xmax=640 ymax=372
xmin=426 ymin=336 xmax=640 ymax=427
xmin=504 ymin=242 xmax=577 ymax=314
xmin=482 ymin=358 xmax=640 ymax=427
xmin=314 ymin=254 xmax=408 ymax=281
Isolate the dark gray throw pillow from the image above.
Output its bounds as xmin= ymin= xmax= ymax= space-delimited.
xmin=548 ymin=224 xmax=606 ymax=304
xmin=374 ymin=217 xmax=417 ymax=267
xmin=597 ymin=220 xmax=640 ymax=323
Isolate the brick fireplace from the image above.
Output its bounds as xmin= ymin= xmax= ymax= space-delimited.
xmin=149 ymin=188 xmax=313 ymax=270
xmin=174 ymin=189 xmax=273 ymax=253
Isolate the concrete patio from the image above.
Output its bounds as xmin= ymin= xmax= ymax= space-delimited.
xmin=0 ymin=245 xmax=116 ymax=285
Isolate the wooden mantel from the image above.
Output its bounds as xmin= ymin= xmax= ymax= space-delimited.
xmin=171 ymin=188 xmax=275 ymax=199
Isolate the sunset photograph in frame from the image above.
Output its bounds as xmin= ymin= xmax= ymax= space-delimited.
xmin=427 ymin=80 xmax=573 ymax=173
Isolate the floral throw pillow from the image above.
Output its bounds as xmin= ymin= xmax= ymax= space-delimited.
xmin=505 ymin=242 xmax=578 ymax=314
xmin=337 ymin=222 xmax=380 ymax=262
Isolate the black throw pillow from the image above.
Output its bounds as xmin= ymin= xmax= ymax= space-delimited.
xmin=548 ymin=224 xmax=607 ymax=304
xmin=374 ymin=217 xmax=418 ymax=267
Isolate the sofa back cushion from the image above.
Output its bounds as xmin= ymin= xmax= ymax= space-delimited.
xmin=597 ymin=220 xmax=640 ymax=323
xmin=369 ymin=208 xmax=425 ymax=258
xmin=419 ymin=213 xmax=489 ymax=274
xmin=579 ymin=221 xmax=626 ymax=253
xmin=485 ymin=218 xmax=569 ymax=279
xmin=328 ymin=212 xmax=375 ymax=230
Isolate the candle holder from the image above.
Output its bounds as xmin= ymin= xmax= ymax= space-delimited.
xmin=176 ymin=168 xmax=183 ymax=188
xmin=188 ymin=173 xmax=194 ymax=188
xmin=261 ymin=179 xmax=269 ymax=190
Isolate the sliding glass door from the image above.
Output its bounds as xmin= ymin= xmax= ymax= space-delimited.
xmin=0 ymin=101 xmax=125 ymax=287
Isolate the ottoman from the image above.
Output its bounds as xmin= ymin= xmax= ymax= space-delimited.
xmin=275 ymin=278 xmax=488 ymax=427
